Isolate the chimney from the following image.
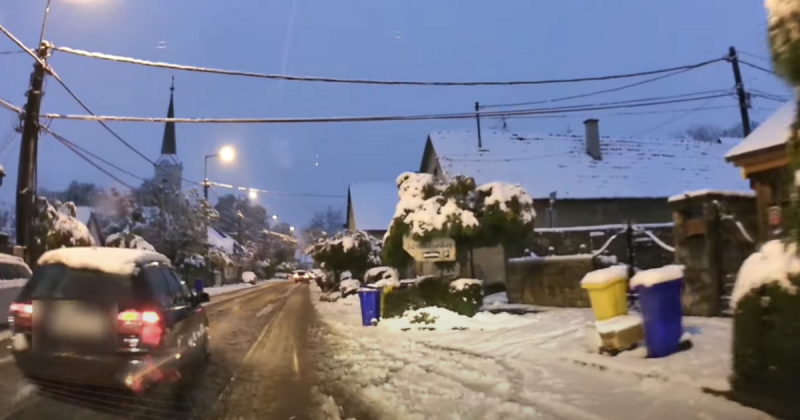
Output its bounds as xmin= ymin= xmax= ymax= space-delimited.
xmin=584 ymin=118 xmax=601 ymax=160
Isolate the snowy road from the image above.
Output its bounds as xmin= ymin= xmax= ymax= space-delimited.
xmin=0 ymin=281 xmax=321 ymax=420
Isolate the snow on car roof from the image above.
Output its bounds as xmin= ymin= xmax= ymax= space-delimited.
xmin=38 ymin=247 xmax=171 ymax=276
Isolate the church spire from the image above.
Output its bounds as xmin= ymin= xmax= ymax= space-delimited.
xmin=160 ymin=77 xmax=177 ymax=155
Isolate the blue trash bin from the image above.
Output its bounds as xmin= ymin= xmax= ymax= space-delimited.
xmin=357 ymin=288 xmax=382 ymax=327
xmin=195 ymin=278 xmax=204 ymax=293
xmin=636 ymin=278 xmax=683 ymax=358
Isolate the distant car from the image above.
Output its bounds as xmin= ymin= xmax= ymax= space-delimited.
xmin=242 ymin=271 xmax=257 ymax=284
xmin=0 ymin=254 xmax=32 ymax=281
xmin=9 ymin=247 xmax=211 ymax=397
xmin=291 ymin=270 xmax=312 ymax=284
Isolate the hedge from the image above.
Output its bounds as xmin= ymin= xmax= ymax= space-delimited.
xmin=382 ymin=277 xmax=483 ymax=318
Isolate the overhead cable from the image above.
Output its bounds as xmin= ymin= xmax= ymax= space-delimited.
xmin=51 ymin=45 xmax=726 ymax=87
xmin=43 ymin=126 xmax=136 ymax=189
xmin=42 ymin=94 xmax=732 ymax=125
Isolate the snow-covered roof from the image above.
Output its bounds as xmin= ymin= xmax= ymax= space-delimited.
xmin=427 ymin=130 xmax=749 ymax=200
xmin=38 ymin=247 xmax=170 ymax=276
xmin=725 ymin=100 xmax=793 ymax=159
xmin=348 ymin=182 xmax=398 ymax=231
xmin=208 ymin=225 xmax=238 ymax=254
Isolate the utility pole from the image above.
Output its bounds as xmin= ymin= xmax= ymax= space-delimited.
xmin=16 ymin=42 xmax=50 ymax=262
xmin=475 ymin=102 xmax=483 ymax=148
xmin=729 ymin=46 xmax=752 ymax=137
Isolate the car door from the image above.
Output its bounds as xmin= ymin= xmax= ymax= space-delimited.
xmin=161 ymin=268 xmax=207 ymax=362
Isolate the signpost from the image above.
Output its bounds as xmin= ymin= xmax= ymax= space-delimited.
xmin=402 ymin=236 xmax=456 ymax=262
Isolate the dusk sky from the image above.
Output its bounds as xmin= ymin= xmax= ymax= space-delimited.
xmin=0 ymin=0 xmax=789 ymax=229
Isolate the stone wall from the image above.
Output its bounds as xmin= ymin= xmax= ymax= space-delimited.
xmin=506 ymin=255 xmax=595 ymax=307
xmin=530 ymin=223 xmax=674 ymax=271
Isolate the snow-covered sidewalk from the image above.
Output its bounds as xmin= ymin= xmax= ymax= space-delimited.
xmin=312 ymin=290 xmax=768 ymax=420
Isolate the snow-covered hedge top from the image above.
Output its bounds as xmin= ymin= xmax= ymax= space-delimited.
xmin=242 ymin=271 xmax=257 ymax=282
xmin=38 ymin=247 xmax=170 ymax=276
xmin=581 ymin=265 xmax=628 ymax=287
xmin=450 ymin=278 xmax=482 ymax=291
xmin=181 ymin=253 xmax=206 ymax=268
xmin=730 ymin=240 xmax=800 ymax=308
xmin=304 ymin=229 xmax=379 ymax=255
xmin=476 ymin=182 xmax=536 ymax=223
xmin=629 ymin=265 xmax=684 ymax=289
xmin=365 ymin=266 xmax=400 ymax=287
xmin=106 ymin=232 xmax=156 ymax=252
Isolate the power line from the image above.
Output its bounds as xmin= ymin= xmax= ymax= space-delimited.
xmin=47 ymin=70 xmax=158 ymax=166
xmin=479 ymin=66 xmax=723 ymax=109
xmin=740 ymin=60 xmax=777 ymax=75
xmin=0 ymin=50 xmax=24 ymax=55
xmin=42 ymin=126 xmax=136 ymax=189
xmin=499 ymin=104 xmax=741 ymax=120
xmin=51 ymin=45 xmax=728 ymax=87
xmin=42 ymin=93 xmax=732 ymax=125
xmin=739 ymin=50 xmax=770 ymax=63
xmin=41 ymin=126 xmax=148 ymax=182
xmin=206 ymin=181 xmax=345 ymax=198
xmin=634 ymin=96 xmax=724 ymax=136
xmin=0 ymin=97 xmax=22 ymax=115
xmin=0 ymin=23 xmax=49 ymax=70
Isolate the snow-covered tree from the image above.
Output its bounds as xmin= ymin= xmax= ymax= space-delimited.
xmin=32 ymin=197 xmax=95 ymax=252
xmin=105 ymin=231 xmax=155 ymax=251
xmin=382 ymin=172 xmax=536 ymax=270
xmin=138 ymin=184 xmax=218 ymax=263
xmin=304 ymin=229 xmax=381 ymax=283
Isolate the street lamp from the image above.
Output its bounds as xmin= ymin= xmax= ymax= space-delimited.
xmin=203 ymin=146 xmax=235 ymax=200
xmin=272 ymin=215 xmax=278 ymax=220
xmin=289 ymin=226 xmax=295 ymax=232
xmin=248 ymin=190 xmax=257 ymax=200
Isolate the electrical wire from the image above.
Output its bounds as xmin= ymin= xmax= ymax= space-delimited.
xmin=498 ymin=104 xmax=740 ymax=120
xmin=479 ymin=68 xmax=723 ymax=109
xmin=0 ymin=96 xmax=22 ymax=115
xmin=634 ymin=96 xmax=724 ymax=136
xmin=0 ymin=22 xmax=49 ymax=70
xmin=47 ymin=70 xmax=158 ymax=166
xmin=740 ymin=60 xmax=777 ymax=75
xmin=42 ymin=126 xmax=136 ymax=189
xmin=206 ymin=181 xmax=345 ymax=198
xmin=51 ymin=45 xmax=728 ymax=87
xmin=41 ymin=126 xmax=148 ymax=182
xmin=739 ymin=50 xmax=770 ymax=62
xmin=42 ymin=93 xmax=732 ymax=125
xmin=0 ymin=50 xmax=24 ymax=55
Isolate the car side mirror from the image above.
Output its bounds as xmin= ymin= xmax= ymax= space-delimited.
xmin=197 ymin=292 xmax=210 ymax=304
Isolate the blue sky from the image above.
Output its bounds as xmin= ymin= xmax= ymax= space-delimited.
xmin=0 ymin=0 xmax=789 ymax=229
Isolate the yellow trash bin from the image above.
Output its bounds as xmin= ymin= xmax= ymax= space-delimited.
xmin=580 ymin=266 xmax=629 ymax=321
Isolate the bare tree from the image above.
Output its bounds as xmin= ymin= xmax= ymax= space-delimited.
xmin=303 ymin=206 xmax=344 ymax=244
xmin=676 ymin=120 xmax=761 ymax=142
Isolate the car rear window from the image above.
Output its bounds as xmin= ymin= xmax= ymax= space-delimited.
xmin=17 ymin=263 xmax=140 ymax=302
xmin=294 ymin=271 xmax=306 ymax=275
xmin=0 ymin=261 xmax=32 ymax=280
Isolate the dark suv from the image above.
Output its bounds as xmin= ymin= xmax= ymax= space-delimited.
xmin=8 ymin=247 xmax=211 ymax=396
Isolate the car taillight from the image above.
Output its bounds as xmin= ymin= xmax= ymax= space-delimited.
xmin=9 ymin=302 xmax=33 ymax=328
xmin=117 ymin=310 xmax=163 ymax=347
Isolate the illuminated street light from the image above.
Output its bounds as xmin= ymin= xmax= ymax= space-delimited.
xmin=219 ymin=146 xmax=235 ymax=162
xmin=272 ymin=215 xmax=278 ymax=220
xmin=248 ymin=190 xmax=257 ymax=200
xmin=289 ymin=226 xmax=295 ymax=232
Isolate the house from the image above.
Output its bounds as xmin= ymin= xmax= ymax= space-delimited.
xmin=345 ymin=182 xmax=398 ymax=238
xmin=420 ymin=119 xmax=751 ymax=228
xmin=207 ymin=225 xmax=244 ymax=282
xmin=725 ymin=101 xmax=794 ymax=242
xmin=74 ymin=206 xmax=107 ymax=246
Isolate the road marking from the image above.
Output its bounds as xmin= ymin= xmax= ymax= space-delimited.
xmin=256 ymin=304 xmax=275 ymax=318
xmin=210 ymin=286 xmax=295 ymax=415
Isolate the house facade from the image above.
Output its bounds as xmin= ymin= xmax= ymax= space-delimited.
xmin=420 ymin=119 xmax=751 ymax=228
xmin=725 ymin=101 xmax=793 ymax=242
xmin=345 ymin=182 xmax=398 ymax=239
xmin=74 ymin=206 xmax=107 ymax=246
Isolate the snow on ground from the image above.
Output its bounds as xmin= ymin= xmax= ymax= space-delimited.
xmin=313 ymin=289 xmax=768 ymax=420
xmin=204 ymin=278 xmax=290 ymax=296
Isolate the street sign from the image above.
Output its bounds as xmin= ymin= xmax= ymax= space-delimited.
xmin=402 ymin=236 xmax=456 ymax=262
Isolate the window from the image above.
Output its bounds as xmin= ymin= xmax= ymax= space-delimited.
xmin=19 ymin=264 xmax=138 ymax=302
xmin=0 ymin=262 xmax=32 ymax=280
xmin=142 ymin=266 xmax=172 ymax=308
xmin=160 ymin=268 xmax=192 ymax=306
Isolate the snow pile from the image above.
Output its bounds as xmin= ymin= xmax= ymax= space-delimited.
xmin=595 ymin=314 xmax=642 ymax=334
xmin=339 ymin=279 xmax=361 ymax=295
xmin=476 ymin=182 xmax=536 ymax=223
xmin=105 ymin=232 xmax=156 ymax=251
xmin=379 ymin=306 xmax=538 ymax=331
xmin=730 ymin=240 xmax=800 ymax=308
xmin=580 ymin=265 xmax=628 ymax=286
xmin=630 ymin=265 xmax=685 ymax=289
xmin=364 ymin=266 xmax=400 ymax=287
xmin=242 ymin=271 xmax=257 ymax=283
xmin=450 ymin=278 xmax=482 ymax=291
xmin=38 ymin=247 xmax=170 ymax=276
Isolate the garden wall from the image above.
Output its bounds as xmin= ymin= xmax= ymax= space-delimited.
xmin=505 ymin=255 xmax=595 ymax=307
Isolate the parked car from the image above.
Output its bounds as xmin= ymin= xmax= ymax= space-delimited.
xmin=291 ymin=270 xmax=312 ymax=284
xmin=242 ymin=271 xmax=257 ymax=284
xmin=8 ymin=247 xmax=211 ymax=398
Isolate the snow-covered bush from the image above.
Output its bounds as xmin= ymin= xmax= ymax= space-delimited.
xmin=382 ymin=172 xmax=535 ymax=269
xmin=364 ymin=266 xmax=401 ymax=288
xmin=303 ymin=229 xmax=382 ymax=283
xmin=32 ymin=198 xmax=95 ymax=253
xmin=105 ymin=231 xmax=155 ymax=251
xmin=339 ymin=278 xmax=361 ymax=297
xmin=730 ymin=240 xmax=800 ymax=409
xmin=381 ymin=276 xmax=484 ymax=318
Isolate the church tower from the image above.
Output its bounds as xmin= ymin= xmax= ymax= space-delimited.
xmin=154 ymin=77 xmax=183 ymax=190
